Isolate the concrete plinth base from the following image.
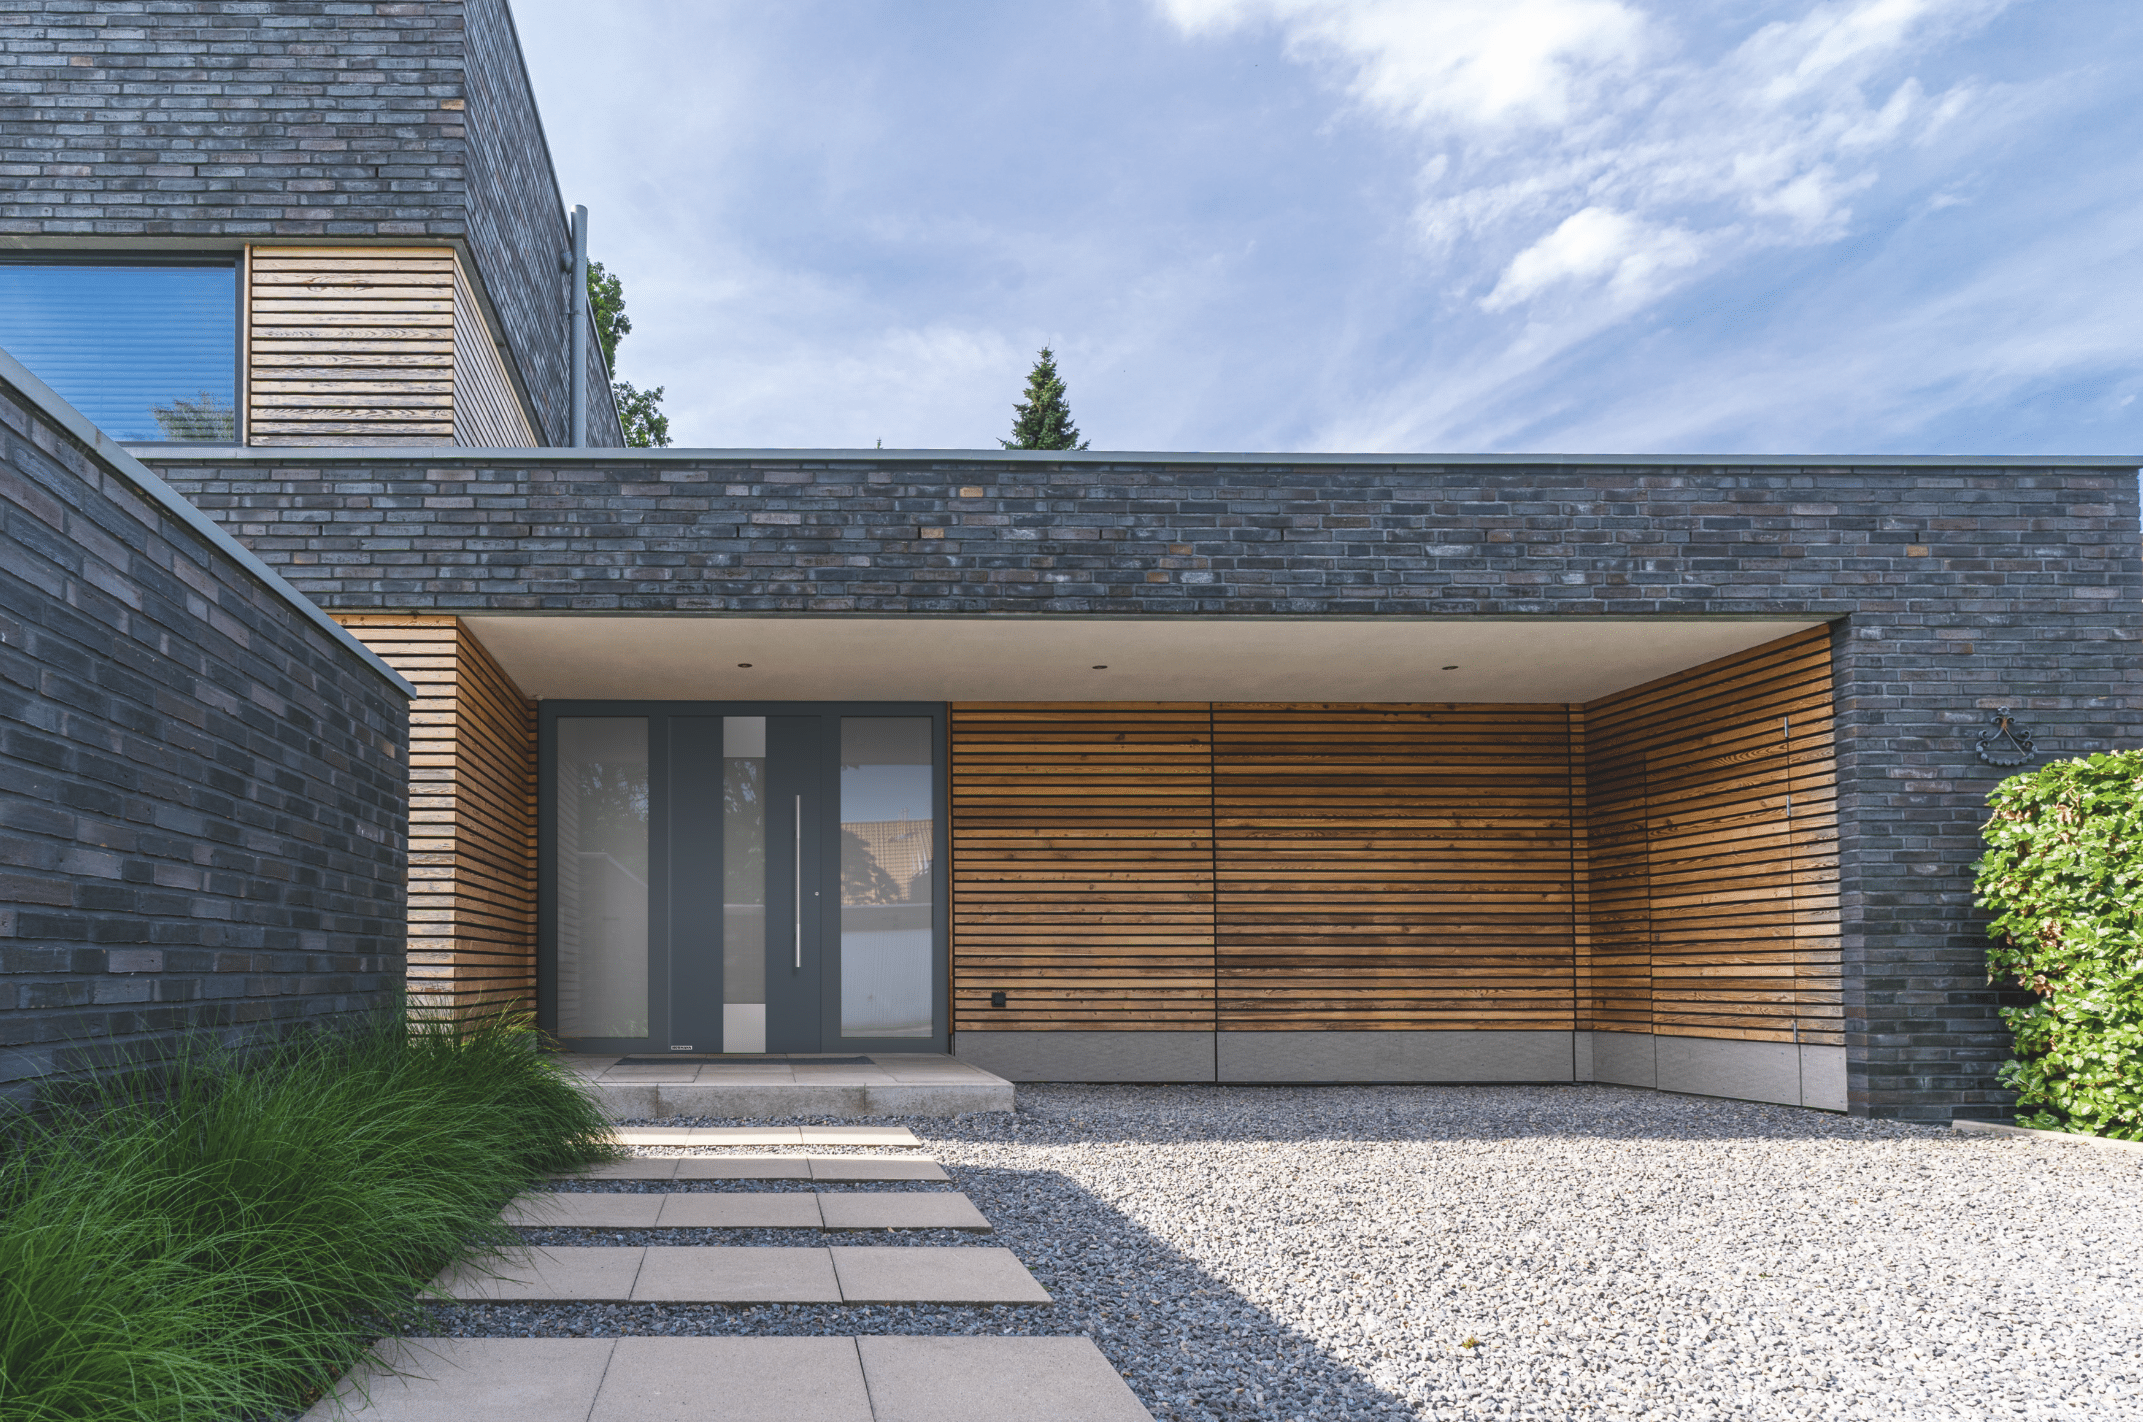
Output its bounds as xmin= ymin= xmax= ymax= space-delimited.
xmin=955 ymin=1029 xmax=1849 ymax=1112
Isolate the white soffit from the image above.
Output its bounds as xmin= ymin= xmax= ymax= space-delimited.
xmin=460 ymin=616 xmax=1828 ymax=704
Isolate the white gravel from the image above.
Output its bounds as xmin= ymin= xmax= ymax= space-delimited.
xmin=447 ymin=1084 xmax=2143 ymax=1421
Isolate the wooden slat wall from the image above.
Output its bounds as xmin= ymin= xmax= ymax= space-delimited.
xmin=947 ymin=630 xmax=1840 ymax=1043
xmin=1582 ymin=626 xmax=1842 ymax=1045
xmin=451 ymin=259 xmax=538 ymax=448
xmin=335 ymin=615 xmax=539 ymax=1018
xmin=248 ymin=247 xmax=457 ymax=446
xmin=950 ymin=705 xmax=1216 ymax=1031
xmin=245 ymin=246 xmax=536 ymax=448
xmin=1213 ymin=704 xmax=1579 ymax=1030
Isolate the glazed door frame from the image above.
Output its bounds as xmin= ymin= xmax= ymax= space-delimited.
xmin=537 ymin=700 xmax=950 ymax=1056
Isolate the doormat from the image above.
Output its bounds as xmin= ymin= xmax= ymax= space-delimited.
xmin=613 ymin=1055 xmax=876 ymax=1066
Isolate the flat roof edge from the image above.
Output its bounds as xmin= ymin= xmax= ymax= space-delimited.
xmin=0 ymin=353 xmax=417 ymax=700
xmin=126 ymin=444 xmax=2143 ymax=470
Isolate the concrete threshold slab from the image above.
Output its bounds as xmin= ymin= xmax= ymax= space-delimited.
xmin=552 ymin=1155 xmax=949 ymax=1182
xmin=592 ymin=1078 xmax=1014 ymax=1121
xmin=434 ymin=1246 xmax=1047 ymax=1304
xmin=504 ymin=1191 xmax=990 ymax=1232
xmin=611 ymin=1126 xmax=923 ymax=1148
xmin=304 ymin=1336 xmax=1151 ymax=1421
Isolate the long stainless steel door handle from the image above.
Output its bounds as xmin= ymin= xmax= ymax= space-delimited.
xmin=794 ymin=794 xmax=802 ymax=970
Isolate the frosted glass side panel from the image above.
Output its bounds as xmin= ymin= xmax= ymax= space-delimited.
xmin=555 ymin=718 xmax=649 ymax=1040
xmin=722 ymin=716 xmax=768 ymax=1053
xmin=839 ymin=717 xmax=934 ymax=1038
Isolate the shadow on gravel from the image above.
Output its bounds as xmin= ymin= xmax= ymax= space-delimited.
xmin=1004 ymin=1081 xmax=1916 ymax=1147
xmin=439 ymin=1162 xmax=1415 ymax=1422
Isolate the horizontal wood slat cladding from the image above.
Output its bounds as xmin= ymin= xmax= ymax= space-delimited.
xmin=951 ymin=705 xmax=1215 ymax=1032
xmin=947 ymin=629 xmax=1840 ymax=1044
xmin=245 ymin=246 xmax=535 ymax=448
xmin=335 ymin=615 xmax=538 ymax=1019
xmin=1213 ymin=704 xmax=1579 ymax=1031
xmin=451 ymin=260 xmax=538 ymax=448
xmin=1582 ymin=626 xmax=1842 ymax=1047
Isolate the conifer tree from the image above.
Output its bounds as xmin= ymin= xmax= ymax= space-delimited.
xmin=1001 ymin=346 xmax=1089 ymax=450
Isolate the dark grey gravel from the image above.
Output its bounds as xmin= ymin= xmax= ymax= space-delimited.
xmin=426 ymin=1084 xmax=2143 ymax=1420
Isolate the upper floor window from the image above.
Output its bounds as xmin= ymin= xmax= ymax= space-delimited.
xmin=0 ymin=260 xmax=237 ymax=442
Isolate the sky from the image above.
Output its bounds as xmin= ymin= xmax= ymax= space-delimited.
xmin=512 ymin=0 xmax=2143 ymax=456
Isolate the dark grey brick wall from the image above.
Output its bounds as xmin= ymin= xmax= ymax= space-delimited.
xmin=144 ymin=449 xmax=2143 ymax=1120
xmin=0 ymin=0 xmax=468 ymax=238
xmin=461 ymin=0 xmax=620 ymax=448
xmin=1 ymin=380 xmax=408 ymax=1105
xmin=0 ymin=0 xmax=622 ymax=444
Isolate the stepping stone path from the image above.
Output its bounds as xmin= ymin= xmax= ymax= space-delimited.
xmin=501 ymin=1189 xmax=993 ymax=1230
xmin=303 ymin=1130 xmax=1153 ymax=1420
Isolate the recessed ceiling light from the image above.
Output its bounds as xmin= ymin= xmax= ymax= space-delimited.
xmin=1441 ymin=665 xmax=1459 ymax=670
xmin=737 ymin=663 xmax=753 ymax=668
xmin=1091 ymin=664 xmax=1108 ymax=670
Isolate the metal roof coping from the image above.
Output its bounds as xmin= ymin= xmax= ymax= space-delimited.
xmin=127 ymin=444 xmax=2143 ymax=470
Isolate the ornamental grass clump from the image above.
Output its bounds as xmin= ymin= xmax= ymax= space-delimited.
xmin=1975 ymin=750 xmax=2143 ymax=1139
xmin=0 ymin=1005 xmax=614 ymax=1422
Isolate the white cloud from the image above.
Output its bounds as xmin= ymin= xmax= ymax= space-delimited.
xmin=1164 ymin=0 xmax=2005 ymax=317
xmin=1161 ymin=0 xmax=1652 ymax=131
xmin=1480 ymin=206 xmax=1705 ymax=311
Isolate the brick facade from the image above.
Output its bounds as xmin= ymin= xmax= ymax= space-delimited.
xmin=0 ymin=0 xmax=622 ymax=445
xmin=0 ymin=365 xmax=409 ymax=1105
xmin=144 ymin=449 xmax=2143 ymax=1120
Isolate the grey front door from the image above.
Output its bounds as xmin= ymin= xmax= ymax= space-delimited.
xmin=763 ymin=715 xmax=827 ymax=1052
xmin=541 ymin=701 xmax=947 ymax=1057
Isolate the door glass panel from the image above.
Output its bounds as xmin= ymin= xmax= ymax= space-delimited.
xmin=839 ymin=718 xmax=934 ymax=1038
xmin=722 ymin=716 xmax=768 ymax=1052
xmin=556 ymin=718 xmax=650 ymax=1039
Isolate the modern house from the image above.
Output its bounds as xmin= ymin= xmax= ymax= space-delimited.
xmin=2 ymin=1 xmax=2137 ymax=1123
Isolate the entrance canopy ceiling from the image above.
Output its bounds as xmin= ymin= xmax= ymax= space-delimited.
xmin=462 ymin=616 xmax=1829 ymax=704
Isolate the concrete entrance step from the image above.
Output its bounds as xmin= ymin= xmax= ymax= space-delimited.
xmin=611 ymin=1125 xmax=922 ymax=1148
xmin=305 ymin=1335 xmax=1153 ymax=1420
xmin=557 ymin=1154 xmax=950 ymax=1181
xmin=435 ymin=1245 xmax=1050 ymax=1303
xmin=564 ymin=1052 xmax=1015 ymax=1119
xmin=505 ymin=1190 xmax=992 ymax=1231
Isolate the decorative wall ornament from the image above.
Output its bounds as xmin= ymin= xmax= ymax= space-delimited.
xmin=1976 ymin=706 xmax=2036 ymax=768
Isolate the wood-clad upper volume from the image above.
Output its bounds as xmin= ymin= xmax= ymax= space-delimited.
xmin=244 ymin=246 xmax=537 ymax=448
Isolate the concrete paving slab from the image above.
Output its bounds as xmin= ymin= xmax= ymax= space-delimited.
xmin=301 ymin=1337 xmax=616 ymax=1422
xmin=433 ymin=1247 xmax=643 ymax=1303
xmin=556 ymin=1159 xmax=681 ymax=1181
xmin=688 ymin=1127 xmax=808 ymax=1145
xmin=808 ymin=1156 xmax=949 ymax=1182
xmin=591 ymin=1337 xmax=872 ymax=1422
xmin=654 ymin=1194 xmax=825 ymax=1228
xmin=550 ymin=1155 xmax=935 ymax=1181
xmin=674 ymin=1156 xmax=814 ymax=1179
xmin=817 ymin=1192 xmax=991 ymax=1232
xmin=611 ymin=1127 xmax=702 ymax=1146
xmin=632 ymin=1246 xmax=843 ymax=1302
xmin=504 ymin=1193 xmax=664 ymax=1228
xmin=828 ymin=1247 xmax=1051 ymax=1303
xmin=799 ymin=1126 xmax=921 ymax=1146
xmin=858 ymin=1337 xmax=1153 ymax=1422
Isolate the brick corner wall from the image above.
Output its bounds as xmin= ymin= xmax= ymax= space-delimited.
xmin=0 ymin=379 xmax=409 ymax=1106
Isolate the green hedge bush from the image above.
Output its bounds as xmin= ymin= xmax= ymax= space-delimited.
xmin=0 ymin=1006 xmax=614 ymax=1421
xmin=1975 ymin=749 xmax=2143 ymax=1139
